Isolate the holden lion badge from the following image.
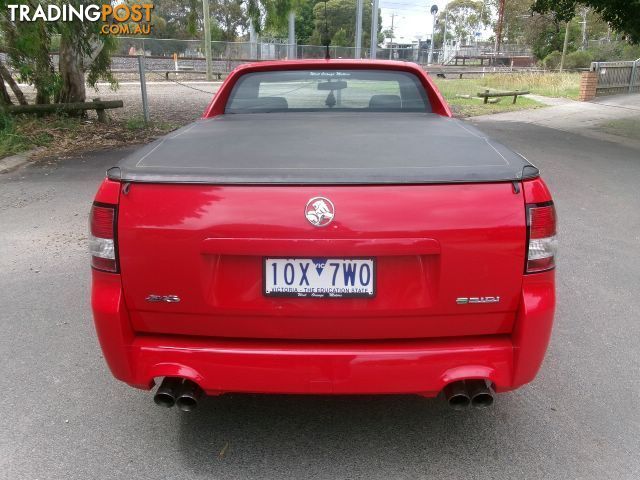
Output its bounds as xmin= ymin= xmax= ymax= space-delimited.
xmin=305 ymin=197 xmax=335 ymax=227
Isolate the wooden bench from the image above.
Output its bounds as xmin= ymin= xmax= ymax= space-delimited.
xmin=477 ymin=89 xmax=530 ymax=104
xmin=165 ymin=70 xmax=226 ymax=80
xmin=8 ymin=98 xmax=123 ymax=122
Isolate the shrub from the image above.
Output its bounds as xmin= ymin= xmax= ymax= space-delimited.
xmin=621 ymin=44 xmax=640 ymax=61
xmin=588 ymin=43 xmax=624 ymax=61
xmin=543 ymin=51 xmax=563 ymax=70
xmin=564 ymin=50 xmax=594 ymax=69
xmin=587 ymin=43 xmax=640 ymax=62
xmin=0 ymin=108 xmax=13 ymax=133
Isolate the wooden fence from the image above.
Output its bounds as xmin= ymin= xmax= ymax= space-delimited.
xmin=591 ymin=59 xmax=640 ymax=96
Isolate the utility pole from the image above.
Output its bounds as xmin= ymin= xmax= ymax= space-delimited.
xmin=202 ymin=0 xmax=212 ymax=81
xmin=494 ymin=0 xmax=505 ymax=57
xmin=370 ymin=0 xmax=379 ymax=59
xmin=442 ymin=9 xmax=448 ymax=62
xmin=288 ymin=10 xmax=296 ymax=59
xmin=389 ymin=13 xmax=395 ymax=60
xmin=428 ymin=4 xmax=438 ymax=65
xmin=355 ymin=0 xmax=363 ymax=58
xmin=249 ymin=18 xmax=257 ymax=60
xmin=580 ymin=8 xmax=588 ymax=50
xmin=559 ymin=20 xmax=570 ymax=72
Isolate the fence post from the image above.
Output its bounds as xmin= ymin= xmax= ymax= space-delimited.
xmin=202 ymin=0 xmax=213 ymax=81
xmin=630 ymin=59 xmax=638 ymax=94
xmin=578 ymin=70 xmax=598 ymax=101
xmin=137 ymin=55 xmax=150 ymax=123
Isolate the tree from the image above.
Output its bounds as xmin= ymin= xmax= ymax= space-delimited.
xmin=332 ymin=28 xmax=349 ymax=47
xmin=153 ymin=0 xmax=202 ymax=39
xmin=210 ymin=18 xmax=227 ymax=41
xmin=55 ymin=1 xmax=118 ymax=104
xmin=1 ymin=6 xmax=56 ymax=104
xmin=532 ymin=0 xmax=640 ymax=43
xmin=526 ymin=13 xmax=585 ymax=60
xmin=0 ymin=0 xmax=117 ymax=105
xmin=294 ymin=0 xmax=316 ymax=43
xmin=488 ymin=0 xmax=536 ymax=45
xmin=211 ymin=0 xmax=247 ymax=41
xmin=247 ymin=0 xmax=300 ymax=34
xmin=0 ymin=61 xmax=27 ymax=106
xmin=435 ymin=0 xmax=491 ymax=47
xmin=311 ymin=0 xmax=378 ymax=48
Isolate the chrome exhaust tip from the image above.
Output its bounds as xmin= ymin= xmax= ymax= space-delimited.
xmin=443 ymin=381 xmax=471 ymax=410
xmin=466 ymin=379 xmax=494 ymax=408
xmin=153 ymin=377 xmax=183 ymax=408
xmin=175 ymin=379 xmax=204 ymax=412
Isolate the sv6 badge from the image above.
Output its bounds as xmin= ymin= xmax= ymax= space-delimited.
xmin=146 ymin=294 xmax=181 ymax=303
xmin=456 ymin=296 xmax=500 ymax=305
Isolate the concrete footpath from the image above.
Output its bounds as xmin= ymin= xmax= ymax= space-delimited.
xmin=472 ymin=93 xmax=640 ymax=148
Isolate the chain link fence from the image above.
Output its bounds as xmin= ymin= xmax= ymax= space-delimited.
xmin=115 ymin=36 xmax=440 ymax=64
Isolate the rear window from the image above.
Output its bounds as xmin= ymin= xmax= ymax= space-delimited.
xmin=225 ymin=69 xmax=430 ymax=113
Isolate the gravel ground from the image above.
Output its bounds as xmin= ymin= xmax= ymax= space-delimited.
xmin=16 ymin=80 xmax=222 ymax=126
xmin=85 ymin=80 xmax=222 ymax=125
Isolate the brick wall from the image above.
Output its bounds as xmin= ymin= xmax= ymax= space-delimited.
xmin=579 ymin=71 xmax=598 ymax=101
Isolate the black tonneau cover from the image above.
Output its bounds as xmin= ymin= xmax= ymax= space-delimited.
xmin=109 ymin=113 xmax=538 ymax=184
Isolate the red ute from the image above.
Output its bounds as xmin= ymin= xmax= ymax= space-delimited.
xmin=90 ymin=60 xmax=556 ymax=411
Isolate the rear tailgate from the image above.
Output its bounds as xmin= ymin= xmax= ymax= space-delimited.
xmin=118 ymin=183 xmax=525 ymax=339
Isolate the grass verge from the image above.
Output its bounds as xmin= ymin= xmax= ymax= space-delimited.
xmin=0 ymin=114 xmax=179 ymax=160
xmin=433 ymin=72 xmax=581 ymax=117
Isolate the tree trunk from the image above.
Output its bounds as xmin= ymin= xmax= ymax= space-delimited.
xmin=34 ymin=19 xmax=53 ymax=104
xmin=58 ymin=33 xmax=86 ymax=105
xmin=0 ymin=62 xmax=28 ymax=105
xmin=0 ymin=78 xmax=12 ymax=106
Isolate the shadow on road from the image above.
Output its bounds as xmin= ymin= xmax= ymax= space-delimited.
xmin=175 ymin=393 xmax=506 ymax=478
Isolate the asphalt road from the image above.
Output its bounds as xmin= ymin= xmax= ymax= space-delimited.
xmin=1 ymin=119 xmax=639 ymax=480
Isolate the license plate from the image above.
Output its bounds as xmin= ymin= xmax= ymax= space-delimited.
xmin=264 ymin=258 xmax=376 ymax=298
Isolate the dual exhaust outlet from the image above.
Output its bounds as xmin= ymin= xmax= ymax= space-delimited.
xmin=153 ymin=377 xmax=204 ymax=412
xmin=443 ymin=379 xmax=494 ymax=410
xmin=155 ymin=377 xmax=493 ymax=411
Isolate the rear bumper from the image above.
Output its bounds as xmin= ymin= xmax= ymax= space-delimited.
xmin=91 ymin=270 xmax=555 ymax=397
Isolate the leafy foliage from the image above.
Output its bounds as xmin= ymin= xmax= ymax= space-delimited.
xmin=247 ymin=0 xmax=297 ymax=34
xmin=587 ymin=42 xmax=640 ymax=61
xmin=435 ymin=0 xmax=491 ymax=47
xmin=293 ymin=0 xmax=316 ymax=43
xmin=525 ymin=14 xmax=580 ymax=60
xmin=542 ymin=50 xmax=563 ymax=68
xmin=310 ymin=0 xmax=379 ymax=48
xmin=563 ymin=49 xmax=594 ymax=68
xmin=153 ymin=0 xmax=203 ymax=39
xmin=0 ymin=0 xmax=57 ymax=103
xmin=211 ymin=0 xmax=247 ymax=41
xmin=532 ymin=0 xmax=640 ymax=43
xmin=487 ymin=0 xmax=534 ymax=45
xmin=0 ymin=0 xmax=117 ymax=104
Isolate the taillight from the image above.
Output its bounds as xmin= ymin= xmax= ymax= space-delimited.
xmin=89 ymin=203 xmax=118 ymax=273
xmin=526 ymin=202 xmax=557 ymax=274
